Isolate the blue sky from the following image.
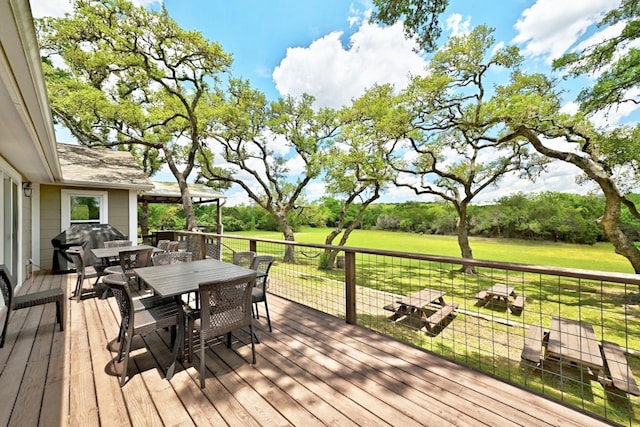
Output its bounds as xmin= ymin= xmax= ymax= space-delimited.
xmin=30 ymin=0 xmax=632 ymax=206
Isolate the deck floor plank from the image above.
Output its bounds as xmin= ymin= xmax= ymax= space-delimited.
xmin=67 ymin=285 xmax=100 ymax=426
xmin=84 ymin=294 xmax=131 ymax=427
xmin=268 ymin=302 xmax=512 ymax=427
xmin=0 ymin=272 xmax=614 ymax=427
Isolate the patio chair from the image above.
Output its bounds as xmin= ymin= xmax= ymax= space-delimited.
xmin=156 ymin=239 xmax=171 ymax=251
xmin=104 ymin=247 xmax=154 ymax=290
xmin=232 ymin=251 xmax=256 ymax=268
xmin=0 ymin=265 xmax=65 ymax=348
xmin=67 ymin=245 xmax=100 ymax=301
xmin=102 ymin=240 xmax=133 ymax=266
xmin=102 ymin=273 xmax=181 ymax=386
xmin=152 ymin=251 xmax=196 ymax=307
xmin=187 ymin=271 xmax=257 ymax=388
xmin=152 ymin=251 xmax=193 ymax=265
xmin=250 ymin=255 xmax=275 ymax=332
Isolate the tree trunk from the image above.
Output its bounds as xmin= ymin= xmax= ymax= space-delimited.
xmin=597 ymin=184 xmax=640 ymax=273
xmin=140 ymin=200 xmax=150 ymax=241
xmin=519 ymin=126 xmax=640 ymax=275
xmin=456 ymin=202 xmax=476 ymax=274
xmin=276 ymin=215 xmax=297 ymax=263
xmin=176 ymin=175 xmax=198 ymax=231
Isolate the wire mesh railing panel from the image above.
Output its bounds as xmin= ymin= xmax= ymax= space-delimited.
xmin=182 ymin=232 xmax=639 ymax=425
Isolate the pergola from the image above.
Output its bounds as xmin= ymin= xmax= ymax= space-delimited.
xmin=138 ymin=181 xmax=226 ymax=240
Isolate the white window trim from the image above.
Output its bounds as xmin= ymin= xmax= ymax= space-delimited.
xmin=61 ymin=189 xmax=109 ymax=230
xmin=0 ymin=156 xmax=22 ymax=283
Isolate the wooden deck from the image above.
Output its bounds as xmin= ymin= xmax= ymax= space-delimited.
xmin=0 ymin=272 xmax=610 ymax=426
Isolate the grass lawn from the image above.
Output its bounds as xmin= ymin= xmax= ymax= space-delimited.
xmin=226 ymin=227 xmax=639 ymax=425
xmin=233 ymin=227 xmax=635 ymax=273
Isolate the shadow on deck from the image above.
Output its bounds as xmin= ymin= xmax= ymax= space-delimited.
xmin=0 ymin=272 xmax=609 ymax=426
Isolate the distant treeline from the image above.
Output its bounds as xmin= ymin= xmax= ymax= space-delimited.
xmin=146 ymin=192 xmax=640 ymax=245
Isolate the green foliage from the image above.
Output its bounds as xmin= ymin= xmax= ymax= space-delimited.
xmin=370 ymin=0 xmax=449 ymax=52
xmin=553 ymin=0 xmax=640 ymax=113
xmin=70 ymin=205 xmax=89 ymax=221
xmin=37 ymin=0 xmax=233 ymax=230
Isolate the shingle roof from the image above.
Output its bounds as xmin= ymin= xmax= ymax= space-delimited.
xmin=57 ymin=143 xmax=152 ymax=189
xmin=140 ymin=181 xmax=225 ymax=204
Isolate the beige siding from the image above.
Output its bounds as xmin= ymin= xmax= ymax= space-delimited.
xmin=107 ymin=189 xmax=130 ymax=239
xmin=38 ymin=185 xmax=130 ymax=271
xmin=39 ymin=185 xmax=61 ymax=271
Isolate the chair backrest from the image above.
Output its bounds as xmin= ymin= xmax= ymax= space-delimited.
xmin=152 ymin=251 xmax=193 ymax=266
xmin=119 ymin=248 xmax=154 ymax=282
xmin=156 ymin=239 xmax=171 ymax=251
xmin=102 ymin=273 xmax=132 ymax=330
xmin=198 ymin=271 xmax=256 ymax=340
xmin=104 ymin=240 xmax=133 ymax=248
xmin=0 ymin=265 xmax=14 ymax=347
xmin=166 ymin=241 xmax=179 ymax=252
xmin=233 ymin=251 xmax=256 ymax=268
xmin=250 ymin=255 xmax=275 ymax=290
xmin=67 ymin=245 xmax=87 ymax=278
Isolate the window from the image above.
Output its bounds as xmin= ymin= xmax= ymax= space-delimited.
xmin=61 ymin=190 xmax=108 ymax=229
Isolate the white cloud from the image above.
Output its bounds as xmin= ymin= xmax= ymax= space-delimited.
xmin=446 ymin=13 xmax=471 ymax=37
xmin=29 ymin=0 xmax=162 ymax=18
xmin=512 ymin=0 xmax=619 ymax=63
xmin=29 ymin=0 xmax=72 ymax=18
xmin=273 ymin=22 xmax=427 ymax=109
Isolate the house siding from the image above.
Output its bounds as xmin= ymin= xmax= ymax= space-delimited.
xmin=39 ymin=185 xmax=131 ymax=271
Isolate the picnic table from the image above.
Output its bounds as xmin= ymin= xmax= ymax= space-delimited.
xmin=521 ymin=317 xmax=639 ymax=396
xmin=384 ymin=288 xmax=458 ymax=333
xmin=476 ymin=283 xmax=525 ymax=314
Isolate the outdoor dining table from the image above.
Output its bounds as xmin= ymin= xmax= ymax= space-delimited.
xmin=91 ymin=244 xmax=160 ymax=261
xmin=134 ymin=258 xmax=258 ymax=379
xmin=546 ymin=317 xmax=603 ymax=375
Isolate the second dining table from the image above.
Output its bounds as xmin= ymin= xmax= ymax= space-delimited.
xmin=134 ymin=258 xmax=258 ymax=379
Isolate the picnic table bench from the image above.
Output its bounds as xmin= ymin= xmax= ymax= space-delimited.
xmin=600 ymin=341 xmax=640 ymax=396
xmin=383 ymin=288 xmax=457 ymax=333
xmin=519 ymin=318 xmax=639 ymax=396
xmin=475 ymin=284 xmax=525 ymax=314
xmin=521 ymin=324 xmax=546 ymax=364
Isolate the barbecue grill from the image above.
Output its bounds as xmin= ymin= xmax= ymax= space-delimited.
xmin=51 ymin=224 xmax=127 ymax=273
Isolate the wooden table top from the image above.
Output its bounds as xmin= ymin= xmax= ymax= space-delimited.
xmin=486 ymin=284 xmax=515 ymax=298
xmin=91 ymin=244 xmax=158 ymax=259
xmin=546 ymin=317 xmax=603 ymax=370
xmin=396 ymin=288 xmax=446 ymax=307
xmin=134 ymin=258 xmax=256 ymax=298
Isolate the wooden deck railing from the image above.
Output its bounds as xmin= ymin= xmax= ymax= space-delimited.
xmin=155 ymin=230 xmax=640 ymax=426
